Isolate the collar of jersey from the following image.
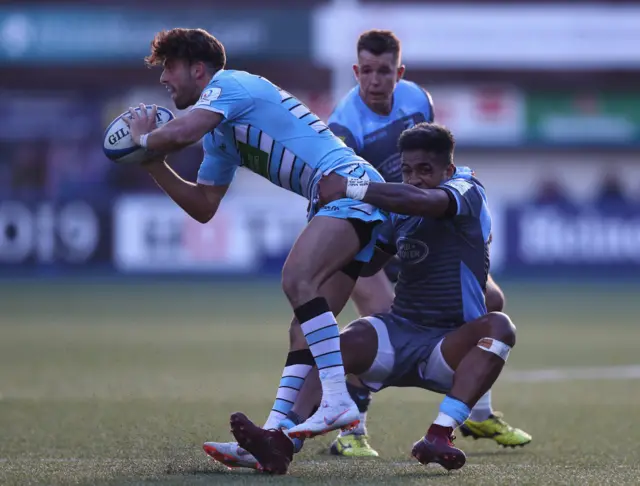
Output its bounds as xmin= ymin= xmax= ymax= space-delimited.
xmin=212 ymin=69 xmax=225 ymax=81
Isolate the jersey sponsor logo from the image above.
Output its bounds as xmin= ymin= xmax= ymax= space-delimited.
xmin=396 ymin=237 xmax=429 ymax=264
xmin=377 ymin=153 xmax=402 ymax=181
xmin=200 ymin=87 xmax=222 ymax=102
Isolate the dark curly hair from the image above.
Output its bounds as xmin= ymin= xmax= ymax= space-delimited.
xmin=145 ymin=28 xmax=226 ymax=72
xmin=398 ymin=123 xmax=455 ymax=167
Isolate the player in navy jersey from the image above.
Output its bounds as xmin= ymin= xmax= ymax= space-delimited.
xmin=226 ymin=123 xmax=519 ymax=474
xmin=326 ymin=30 xmax=530 ymax=457
xmin=122 ymin=28 xmax=389 ymax=444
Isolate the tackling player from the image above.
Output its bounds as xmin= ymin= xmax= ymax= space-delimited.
xmin=123 ymin=28 xmax=388 ymax=439
xmin=228 ymin=123 xmax=519 ymax=474
xmin=326 ymin=29 xmax=530 ymax=457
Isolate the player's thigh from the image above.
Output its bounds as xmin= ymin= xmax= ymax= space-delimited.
xmin=485 ymin=274 xmax=506 ymax=313
xmin=282 ymin=216 xmax=370 ymax=295
xmin=341 ymin=316 xmax=394 ymax=381
xmin=351 ymin=270 xmax=394 ymax=317
xmin=439 ymin=312 xmax=516 ymax=371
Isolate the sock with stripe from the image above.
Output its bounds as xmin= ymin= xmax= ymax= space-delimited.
xmin=295 ymin=297 xmax=348 ymax=398
xmin=263 ymin=349 xmax=314 ymax=430
xmin=433 ymin=395 xmax=471 ymax=431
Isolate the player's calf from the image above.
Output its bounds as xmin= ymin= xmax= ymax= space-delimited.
xmin=414 ymin=312 xmax=515 ymax=470
xmin=443 ymin=312 xmax=515 ymax=408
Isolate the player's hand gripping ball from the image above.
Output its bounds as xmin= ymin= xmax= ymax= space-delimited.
xmin=103 ymin=104 xmax=175 ymax=165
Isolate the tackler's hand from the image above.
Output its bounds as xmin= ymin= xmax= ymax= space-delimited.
xmin=123 ymin=104 xmax=158 ymax=146
xmin=317 ymin=172 xmax=348 ymax=206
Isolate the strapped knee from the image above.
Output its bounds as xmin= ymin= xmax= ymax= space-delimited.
xmin=477 ymin=338 xmax=511 ymax=362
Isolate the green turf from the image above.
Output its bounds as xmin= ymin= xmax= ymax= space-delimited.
xmin=1 ymin=280 xmax=639 ymax=485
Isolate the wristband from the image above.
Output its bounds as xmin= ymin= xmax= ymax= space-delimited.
xmin=139 ymin=133 xmax=149 ymax=148
xmin=345 ymin=177 xmax=369 ymax=200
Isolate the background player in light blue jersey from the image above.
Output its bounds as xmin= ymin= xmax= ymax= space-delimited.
xmin=326 ymin=30 xmax=531 ymax=457
xmin=122 ymin=28 xmax=388 ymax=441
xmin=226 ymin=123 xmax=519 ymax=474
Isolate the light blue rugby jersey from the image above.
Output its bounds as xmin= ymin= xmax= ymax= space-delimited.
xmin=328 ymin=80 xmax=434 ymax=183
xmin=194 ymin=70 xmax=360 ymax=200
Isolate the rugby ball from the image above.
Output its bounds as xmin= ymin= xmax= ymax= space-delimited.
xmin=103 ymin=105 xmax=175 ymax=164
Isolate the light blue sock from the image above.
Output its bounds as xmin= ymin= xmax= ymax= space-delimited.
xmin=279 ymin=417 xmax=304 ymax=453
xmin=434 ymin=396 xmax=471 ymax=429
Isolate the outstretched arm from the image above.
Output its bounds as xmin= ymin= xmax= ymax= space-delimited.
xmin=318 ymin=173 xmax=455 ymax=218
xmin=125 ymin=104 xmax=223 ymax=154
xmin=358 ymin=182 xmax=452 ymax=218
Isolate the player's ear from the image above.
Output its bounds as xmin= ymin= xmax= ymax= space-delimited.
xmin=352 ymin=64 xmax=360 ymax=81
xmin=397 ymin=65 xmax=406 ymax=80
xmin=191 ymin=61 xmax=206 ymax=80
xmin=447 ymin=163 xmax=456 ymax=178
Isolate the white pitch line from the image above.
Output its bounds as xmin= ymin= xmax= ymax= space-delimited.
xmin=502 ymin=365 xmax=640 ymax=383
xmin=1 ymin=365 xmax=639 ymax=402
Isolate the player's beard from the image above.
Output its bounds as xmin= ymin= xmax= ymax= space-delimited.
xmin=174 ymin=91 xmax=199 ymax=111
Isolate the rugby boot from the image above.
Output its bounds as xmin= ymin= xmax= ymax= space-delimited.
xmin=330 ymin=433 xmax=379 ymax=457
xmin=202 ymin=441 xmax=260 ymax=470
xmin=411 ymin=424 xmax=466 ymax=471
xmin=460 ymin=412 xmax=532 ymax=448
xmin=230 ymin=412 xmax=294 ymax=475
xmin=287 ymin=397 xmax=360 ymax=439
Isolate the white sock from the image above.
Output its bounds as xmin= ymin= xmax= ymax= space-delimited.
xmin=433 ymin=412 xmax=460 ymax=429
xmin=469 ymin=390 xmax=493 ymax=422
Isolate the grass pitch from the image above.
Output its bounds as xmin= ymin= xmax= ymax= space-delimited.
xmin=1 ymin=279 xmax=639 ymax=485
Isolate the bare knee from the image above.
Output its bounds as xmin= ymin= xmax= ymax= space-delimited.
xmin=485 ymin=279 xmax=505 ymax=313
xmin=340 ymin=319 xmax=377 ymax=375
xmin=282 ymin=263 xmax=317 ymax=307
xmin=486 ymin=311 xmax=516 ymax=348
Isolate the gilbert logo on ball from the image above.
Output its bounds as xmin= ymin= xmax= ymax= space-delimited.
xmin=103 ymin=105 xmax=175 ymax=165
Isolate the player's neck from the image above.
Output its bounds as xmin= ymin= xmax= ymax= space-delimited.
xmin=198 ymin=72 xmax=215 ymax=91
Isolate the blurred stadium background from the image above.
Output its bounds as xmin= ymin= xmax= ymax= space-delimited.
xmin=1 ymin=1 xmax=640 ymax=485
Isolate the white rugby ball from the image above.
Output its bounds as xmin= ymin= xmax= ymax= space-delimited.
xmin=103 ymin=105 xmax=175 ymax=164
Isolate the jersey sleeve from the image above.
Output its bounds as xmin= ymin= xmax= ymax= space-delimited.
xmin=196 ymin=134 xmax=239 ymax=186
xmin=328 ymin=122 xmax=360 ymax=153
xmin=439 ymin=178 xmax=485 ymax=218
xmin=421 ymin=88 xmax=435 ymax=122
xmin=192 ymin=76 xmax=253 ymax=121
